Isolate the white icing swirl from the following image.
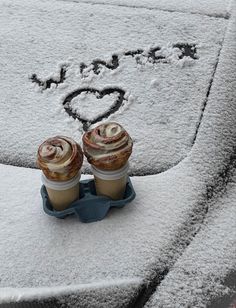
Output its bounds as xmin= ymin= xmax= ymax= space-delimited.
xmin=83 ymin=122 xmax=133 ymax=171
xmin=37 ymin=136 xmax=83 ymax=181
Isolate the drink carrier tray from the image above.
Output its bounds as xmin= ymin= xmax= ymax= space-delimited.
xmin=41 ymin=177 xmax=136 ymax=223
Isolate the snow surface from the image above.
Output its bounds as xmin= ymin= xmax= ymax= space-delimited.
xmin=145 ymin=175 xmax=236 ymax=308
xmin=1 ymin=52 xmax=236 ymax=298
xmin=0 ymin=0 xmax=236 ymax=306
xmin=69 ymin=92 xmax=119 ymax=122
xmin=145 ymin=5 xmax=236 ymax=307
xmin=0 ymin=0 xmax=227 ymax=175
xmin=1 ymin=279 xmax=143 ymax=307
xmin=0 ymin=162 xmax=207 ymax=289
xmin=56 ymin=0 xmax=232 ymax=18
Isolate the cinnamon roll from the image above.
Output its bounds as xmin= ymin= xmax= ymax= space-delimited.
xmin=37 ymin=136 xmax=83 ymax=181
xmin=82 ymin=122 xmax=133 ymax=171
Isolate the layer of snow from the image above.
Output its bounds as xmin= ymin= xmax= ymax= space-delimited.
xmin=145 ymin=175 xmax=236 ymax=308
xmin=0 ymin=162 xmax=206 ymax=289
xmin=57 ymin=0 xmax=232 ymax=18
xmin=1 ymin=46 xmax=236 ymax=301
xmin=0 ymin=0 xmax=226 ymax=175
xmin=1 ymin=55 xmax=236 ymax=292
xmin=0 ymin=4 xmax=235 ymax=299
xmin=69 ymin=91 xmax=119 ymax=122
xmin=1 ymin=279 xmax=143 ymax=307
xmin=145 ymin=6 xmax=236 ymax=307
xmin=0 ymin=0 xmax=236 ymax=306
xmin=187 ymin=0 xmax=236 ymax=191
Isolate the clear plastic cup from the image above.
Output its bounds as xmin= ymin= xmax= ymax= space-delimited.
xmin=41 ymin=171 xmax=81 ymax=211
xmin=91 ymin=163 xmax=129 ymax=200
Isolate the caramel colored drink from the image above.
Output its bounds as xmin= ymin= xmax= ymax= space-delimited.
xmin=83 ymin=122 xmax=133 ymax=200
xmin=41 ymin=171 xmax=81 ymax=211
xmin=37 ymin=136 xmax=83 ymax=210
xmin=92 ymin=163 xmax=129 ymax=200
xmin=46 ymin=186 xmax=79 ymax=211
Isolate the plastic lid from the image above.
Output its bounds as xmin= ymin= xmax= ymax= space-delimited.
xmin=41 ymin=171 xmax=81 ymax=191
xmin=91 ymin=163 xmax=129 ymax=180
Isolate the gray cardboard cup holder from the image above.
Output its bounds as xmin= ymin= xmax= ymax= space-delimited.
xmin=41 ymin=177 xmax=136 ymax=223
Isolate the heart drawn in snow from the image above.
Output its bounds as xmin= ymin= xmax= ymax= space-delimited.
xmin=63 ymin=87 xmax=126 ymax=131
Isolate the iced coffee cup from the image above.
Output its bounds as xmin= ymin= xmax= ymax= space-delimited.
xmin=82 ymin=122 xmax=133 ymax=200
xmin=37 ymin=136 xmax=83 ymax=211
